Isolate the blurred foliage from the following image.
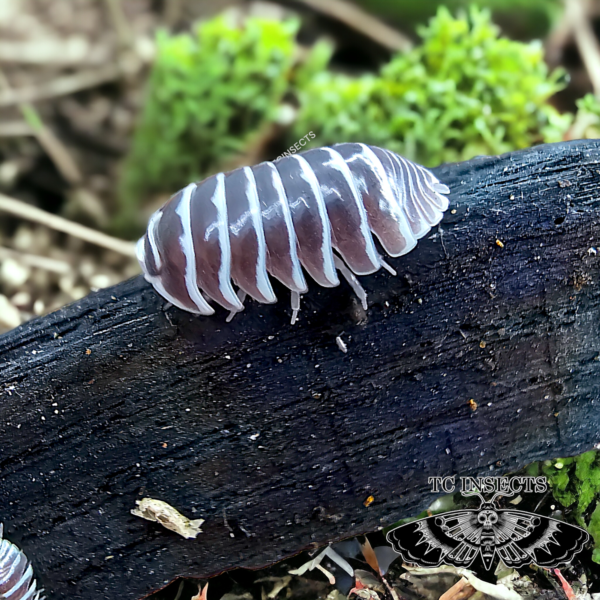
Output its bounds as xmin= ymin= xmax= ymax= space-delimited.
xmin=542 ymin=451 xmax=600 ymax=562
xmin=355 ymin=0 xmax=563 ymax=40
xmin=293 ymin=6 xmax=571 ymax=166
xmin=120 ymin=5 xmax=575 ymax=235
xmin=117 ymin=15 xmax=311 ymax=235
xmin=571 ymin=93 xmax=600 ymax=139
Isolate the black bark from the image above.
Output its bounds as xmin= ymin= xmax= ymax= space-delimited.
xmin=1 ymin=140 xmax=600 ymax=600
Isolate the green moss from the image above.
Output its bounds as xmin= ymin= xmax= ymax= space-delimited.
xmin=543 ymin=451 xmax=600 ymax=561
xmin=293 ymin=5 xmax=571 ymax=166
xmin=118 ymin=6 xmax=572 ymax=236
xmin=117 ymin=15 xmax=308 ymax=235
xmin=589 ymin=503 xmax=600 ymax=563
xmin=570 ymin=93 xmax=600 ymax=139
xmin=354 ymin=0 xmax=563 ymax=40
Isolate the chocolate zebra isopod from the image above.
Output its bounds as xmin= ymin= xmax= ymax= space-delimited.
xmin=0 ymin=524 xmax=43 ymax=600
xmin=137 ymin=143 xmax=450 ymax=323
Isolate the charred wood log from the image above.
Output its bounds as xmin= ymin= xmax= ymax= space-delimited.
xmin=1 ymin=140 xmax=600 ymax=599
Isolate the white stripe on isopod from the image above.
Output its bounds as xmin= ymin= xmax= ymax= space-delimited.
xmin=212 ymin=172 xmax=244 ymax=310
xmin=175 ymin=183 xmax=215 ymax=315
xmin=142 ymin=210 xmax=198 ymax=313
xmin=357 ymin=143 xmax=418 ymax=256
xmin=137 ymin=144 xmax=451 ymax=322
xmin=242 ymin=166 xmax=276 ymax=303
xmin=322 ymin=147 xmax=380 ymax=272
xmin=290 ymin=154 xmax=339 ymax=287
xmin=266 ymin=162 xmax=307 ymax=292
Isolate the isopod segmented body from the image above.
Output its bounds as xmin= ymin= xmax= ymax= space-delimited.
xmin=137 ymin=143 xmax=450 ymax=323
xmin=0 ymin=524 xmax=43 ymax=600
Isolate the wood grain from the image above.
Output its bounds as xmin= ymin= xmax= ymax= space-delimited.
xmin=1 ymin=140 xmax=600 ymax=599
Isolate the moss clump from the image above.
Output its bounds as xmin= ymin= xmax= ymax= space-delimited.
xmin=292 ymin=6 xmax=571 ymax=166
xmin=355 ymin=0 xmax=563 ymax=40
xmin=118 ymin=6 xmax=572 ymax=236
xmin=117 ymin=15 xmax=306 ymax=235
xmin=542 ymin=451 xmax=600 ymax=562
xmin=570 ymin=93 xmax=600 ymax=139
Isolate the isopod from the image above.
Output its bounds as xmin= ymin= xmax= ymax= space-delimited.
xmin=0 ymin=524 xmax=43 ymax=600
xmin=137 ymin=143 xmax=450 ymax=323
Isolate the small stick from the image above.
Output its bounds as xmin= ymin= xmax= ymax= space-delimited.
xmin=104 ymin=0 xmax=135 ymax=51
xmin=0 ymin=70 xmax=82 ymax=184
xmin=0 ymin=64 xmax=121 ymax=107
xmin=0 ymin=39 xmax=109 ymax=66
xmin=565 ymin=0 xmax=600 ymax=94
xmin=0 ymin=121 xmax=33 ymax=137
xmin=294 ymin=0 xmax=412 ymax=52
xmin=0 ymin=246 xmax=71 ymax=275
xmin=0 ymin=194 xmax=137 ymax=258
xmin=163 ymin=0 xmax=185 ymax=28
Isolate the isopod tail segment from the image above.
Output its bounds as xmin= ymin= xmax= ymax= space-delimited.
xmin=0 ymin=524 xmax=44 ymax=600
xmin=137 ymin=143 xmax=451 ymax=324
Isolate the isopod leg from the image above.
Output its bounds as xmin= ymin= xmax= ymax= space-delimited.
xmin=333 ymin=255 xmax=368 ymax=310
xmin=290 ymin=290 xmax=300 ymax=325
xmin=226 ymin=290 xmax=247 ymax=322
xmin=378 ymin=256 xmax=397 ymax=276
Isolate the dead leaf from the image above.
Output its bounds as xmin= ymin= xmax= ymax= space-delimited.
xmin=349 ymin=579 xmax=380 ymax=600
xmin=360 ymin=538 xmax=380 ymax=574
xmin=439 ymin=577 xmax=477 ymax=600
xmin=317 ymin=564 xmax=336 ymax=585
xmin=553 ymin=569 xmax=576 ymax=600
xmin=254 ymin=575 xmax=292 ymax=599
xmin=401 ymin=565 xmax=522 ymax=600
xmin=289 ymin=546 xmax=354 ymax=579
xmin=131 ymin=498 xmax=204 ymax=539
xmin=354 ymin=569 xmax=384 ymax=592
xmin=191 ymin=582 xmax=208 ymax=600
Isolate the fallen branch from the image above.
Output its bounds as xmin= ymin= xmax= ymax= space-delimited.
xmin=0 ymin=64 xmax=121 ymax=107
xmin=293 ymin=0 xmax=413 ymax=52
xmin=0 ymin=69 xmax=83 ymax=185
xmin=0 ymin=246 xmax=71 ymax=275
xmin=0 ymin=193 xmax=137 ymax=257
xmin=565 ymin=0 xmax=600 ymax=94
xmin=1 ymin=140 xmax=600 ymax=600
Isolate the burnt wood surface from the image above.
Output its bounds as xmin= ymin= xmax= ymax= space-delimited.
xmin=1 ymin=140 xmax=600 ymax=599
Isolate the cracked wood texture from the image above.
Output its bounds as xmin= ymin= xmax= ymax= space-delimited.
xmin=1 ymin=140 xmax=600 ymax=599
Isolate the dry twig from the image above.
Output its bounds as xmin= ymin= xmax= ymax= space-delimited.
xmin=0 ymin=194 xmax=137 ymax=258
xmin=564 ymin=0 xmax=600 ymax=94
xmin=0 ymin=64 xmax=121 ymax=107
xmin=0 ymin=38 xmax=110 ymax=66
xmin=0 ymin=70 xmax=82 ymax=185
xmin=0 ymin=121 xmax=33 ymax=137
xmin=104 ymin=0 xmax=135 ymax=51
xmin=163 ymin=0 xmax=185 ymax=28
xmin=293 ymin=0 xmax=412 ymax=52
xmin=0 ymin=246 xmax=71 ymax=275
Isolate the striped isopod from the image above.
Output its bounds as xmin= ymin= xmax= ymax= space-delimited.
xmin=136 ymin=143 xmax=450 ymax=323
xmin=0 ymin=524 xmax=43 ymax=600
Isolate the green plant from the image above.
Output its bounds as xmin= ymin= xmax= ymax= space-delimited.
xmin=355 ymin=0 xmax=564 ymax=40
xmin=542 ymin=451 xmax=600 ymax=562
xmin=570 ymin=93 xmax=600 ymax=140
xmin=117 ymin=15 xmax=307 ymax=235
xmin=292 ymin=5 xmax=571 ymax=166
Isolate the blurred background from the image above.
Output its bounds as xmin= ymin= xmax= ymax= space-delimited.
xmin=1 ymin=0 xmax=600 ymax=336
xmin=3 ymin=3 xmax=600 ymax=598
